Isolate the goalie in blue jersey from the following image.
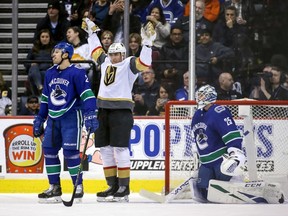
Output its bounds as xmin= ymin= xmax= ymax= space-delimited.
xmin=191 ymin=85 xmax=284 ymax=204
xmin=33 ymin=42 xmax=99 ymax=203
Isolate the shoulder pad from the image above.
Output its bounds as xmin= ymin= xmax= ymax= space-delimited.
xmin=214 ymin=105 xmax=226 ymax=113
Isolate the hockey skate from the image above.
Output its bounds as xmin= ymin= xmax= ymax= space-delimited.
xmin=74 ymin=184 xmax=84 ymax=203
xmin=112 ymin=186 xmax=130 ymax=202
xmin=38 ymin=184 xmax=62 ymax=204
xmin=97 ymin=184 xmax=119 ymax=202
xmin=81 ymin=18 xmax=100 ymax=36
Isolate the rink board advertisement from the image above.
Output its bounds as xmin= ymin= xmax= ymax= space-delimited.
xmin=0 ymin=117 xmax=287 ymax=193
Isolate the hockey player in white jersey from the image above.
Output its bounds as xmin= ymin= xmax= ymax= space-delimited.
xmin=82 ymin=18 xmax=156 ymax=202
xmin=190 ymin=85 xmax=284 ymax=204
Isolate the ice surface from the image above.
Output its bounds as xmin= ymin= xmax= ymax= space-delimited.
xmin=0 ymin=193 xmax=287 ymax=216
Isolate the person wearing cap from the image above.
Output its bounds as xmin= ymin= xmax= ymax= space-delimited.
xmin=19 ymin=96 xmax=40 ymax=115
xmin=196 ymin=27 xmax=235 ymax=87
xmin=34 ymin=0 xmax=71 ymax=43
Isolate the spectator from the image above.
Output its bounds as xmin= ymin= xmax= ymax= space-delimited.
xmin=100 ymin=30 xmax=114 ymax=53
xmin=147 ymin=0 xmax=184 ymax=25
xmin=25 ymin=29 xmax=54 ymax=96
xmin=66 ymin=26 xmax=91 ymax=71
xmin=203 ymin=0 xmax=220 ymax=22
xmin=59 ymin=0 xmax=89 ymax=26
xmin=147 ymin=83 xmax=174 ymax=116
xmin=34 ymin=0 xmax=71 ymax=43
xmin=101 ymin=0 xmax=141 ymax=43
xmin=175 ymin=71 xmax=189 ymax=101
xmin=128 ymin=33 xmax=142 ymax=57
xmin=0 ymin=89 xmax=12 ymax=116
xmin=133 ymin=68 xmax=160 ymax=116
xmin=216 ymin=72 xmax=242 ymax=100
xmin=145 ymin=6 xmax=170 ymax=50
xmin=0 ymin=72 xmax=11 ymax=99
xmin=249 ymin=66 xmax=288 ymax=100
xmin=130 ymin=0 xmax=153 ymax=24
xmin=196 ymin=28 xmax=235 ymax=87
xmin=158 ymin=25 xmax=189 ymax=91
xmin=19 ymin=95 xmax=40 ymax=115
xmin=176 ymin=0 xmax=214 ymax=43
xmin=90 ymin=0 xmax=110 ymax=27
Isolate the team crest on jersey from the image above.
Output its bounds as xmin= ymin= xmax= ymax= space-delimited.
xmin=50 ymin=85 xmax=67 ymax=106
xmin=104 ymin=65 xmax=116 ymax=86
xmin=196 ymin=128 xmax=208 ymax=150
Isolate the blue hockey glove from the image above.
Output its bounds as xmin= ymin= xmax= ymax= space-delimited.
xmin=33 ymin=115 xmax=45 ymax=137
xmin=84 ymin=111 xmax=99 ymax=132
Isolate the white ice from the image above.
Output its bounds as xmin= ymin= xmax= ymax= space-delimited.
xmin=0 ymin=193 xmax=287 ymax=216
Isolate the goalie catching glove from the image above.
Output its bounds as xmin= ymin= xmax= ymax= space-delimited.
xmin=220 ymin=147 xmax=246 ymax=176
xmin=84 ymin=110 xmax=99 ymax=133
xmin=141 ymin=21 xmax=156 ymax=47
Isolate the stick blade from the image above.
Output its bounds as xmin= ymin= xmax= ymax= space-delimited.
xmin=139 ymin=189 xmax=166 ymax=203
xmin=62 ymin=199 xmax=73 ymax=207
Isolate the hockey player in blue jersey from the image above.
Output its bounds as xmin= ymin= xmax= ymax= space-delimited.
xmin=33 ymin=42 xmax=99 ymax=203
xmin=191 ymin=84 xmax=246 ymax=201
xmin=81 ymin=18 xmax=156 ymax=202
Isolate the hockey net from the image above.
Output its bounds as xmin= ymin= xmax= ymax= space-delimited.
xmin=164 ymin=100 xmax=288 ymax=198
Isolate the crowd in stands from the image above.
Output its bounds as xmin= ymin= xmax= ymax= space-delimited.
xmin=9 ymin=0 xmax=288 ymax=116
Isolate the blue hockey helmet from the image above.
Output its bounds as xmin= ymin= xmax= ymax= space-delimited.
xmin=195 ymin=84 xmax=217 ymax=110
xmin=53 ymin=42 xmax=74 ymax=59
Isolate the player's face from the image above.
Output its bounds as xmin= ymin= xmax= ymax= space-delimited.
xmin=109 ymin=53 xmax=123 ymax=64
xmin=51 ymin=48 xmax=64 ymax=64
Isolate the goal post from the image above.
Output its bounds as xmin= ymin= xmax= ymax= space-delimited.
xmin=164 ymin=100 xmax=288 ymax=197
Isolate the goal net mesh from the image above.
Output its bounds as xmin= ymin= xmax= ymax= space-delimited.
xmin=165 ymin=100 xmax=288 ymax=198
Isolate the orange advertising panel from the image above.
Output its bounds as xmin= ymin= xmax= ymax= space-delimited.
xmin=3 ymin=123 xmax=44 ymax=173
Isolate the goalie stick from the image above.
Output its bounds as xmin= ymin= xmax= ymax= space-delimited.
xmin=62 ymin=128 xmax=91 ymax=207
xmin=140 ymin=176 xmax=199 ymax=203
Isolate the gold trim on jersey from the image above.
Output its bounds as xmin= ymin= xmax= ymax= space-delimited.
xmin=91 ymin=46 xmax=105 ymax=61
xmin=135 ymin=57 xmax=150 ymax=71
xmin=97 ymin=96 xmax=134 ymax=103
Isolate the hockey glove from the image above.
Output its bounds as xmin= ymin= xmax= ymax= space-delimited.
xmin=33 ymin=115 xmax=45 ymax=137
xmin=84 ymin=111 xmax=99 ymax=133
xmin=81 ymin=18 xmax=100 ymax=36
xmin=220 ymin=147 xmax=246 ymax=176
xmin=141 ymin=21 xmax=156 ymax=47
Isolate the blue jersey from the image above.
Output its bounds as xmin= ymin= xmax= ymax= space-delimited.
xmin=38 ymin=64 xmax=96 ymax=119
xmin=191 ymin=104 xmax=242 ymax=166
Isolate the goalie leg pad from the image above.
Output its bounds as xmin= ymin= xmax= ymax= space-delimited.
xmin=207 ymin=179 xmax=284 ymax=204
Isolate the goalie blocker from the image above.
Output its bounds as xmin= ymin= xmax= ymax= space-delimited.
xmin=207 ymin=179 xmax=284 ymax=204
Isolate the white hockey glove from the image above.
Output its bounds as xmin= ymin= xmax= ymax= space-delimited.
xmin=220 ymin=147 xmax=246 ymax=176
xmin=141 ymin=21 xmax=156 ymax=47
xmin=81 ymin=18 xmax=100 ymax=36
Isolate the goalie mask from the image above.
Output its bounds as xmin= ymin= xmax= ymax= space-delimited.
xmin=108 ymin=43 xmax=126 ymax=61
xmin=195 ymin=84 xmax=217 ymax=110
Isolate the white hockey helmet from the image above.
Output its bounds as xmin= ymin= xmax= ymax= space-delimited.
xmin=108 ymin=42 xmax=126 ymax=56
xmin=195 ymin=84 xmax=217 ymax=110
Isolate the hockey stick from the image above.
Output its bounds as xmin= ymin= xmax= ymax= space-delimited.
xmin=62 ymin=128 xmax=91 ymax=207
xmin=140 ymin=176 xmax=197 ymax=203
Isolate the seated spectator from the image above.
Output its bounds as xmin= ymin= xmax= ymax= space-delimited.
xmin=66 ymin=26 xmax=90 ymax=70
xmin=128 ymin=33 xmax=142 ymax=57
xmin=101 ymin=0 xmax=141 ymax=43
xmin=0 ymin=72 xmax=11 ymax=99
xmin=19 ymin=95 xmax=40 ymax=115
xmin=146 ymin=83 xmax=174 ymax=116
xmin=90 ymin=0 xmax=110 ymax=27
xmin=175 ymin=71 xmax=189 ymax=101
xmin=158 ymin=25 xmax=189 ymax=91
xmin=203 ymin=0 xmax=220 ymax=22
xmin=249 ymin=66 xmax=288 ymax=100
xmin=0 ymin=89 xmax=12 ymax=116
xmin=176 ymin=0 xmax=214 ymax=43
xmin=133 ymin=68 xmax=160 ymax=116
xmin=196 ymin=28 xmax=235 ymax=87
xmin=216 ymin=72 xmax=242 ymax=100
xmin=25 ymin=29 xmax=54 ymax=96
xmin=147 ymin=0 xmax=184 ymax=25
xmin=34 ymin=0 xmax=71 ymax=43
xmin=145 ymin=6 xmax=170 ymax=50
xmin=100 ymin=30 xmax=114 ymax=53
